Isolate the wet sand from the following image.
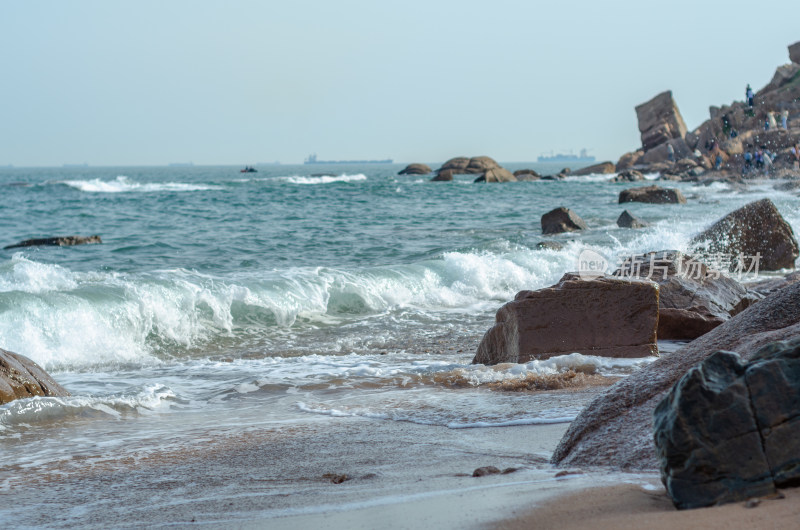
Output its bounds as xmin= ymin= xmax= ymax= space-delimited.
xmin=491 ymin=483 xmax=800 ymax=530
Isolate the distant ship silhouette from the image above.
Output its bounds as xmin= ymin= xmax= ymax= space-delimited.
xmin=304 ymin=153 xmax=393 ymax=164
xmin=537 ymin=148 xmax=595 ymax=163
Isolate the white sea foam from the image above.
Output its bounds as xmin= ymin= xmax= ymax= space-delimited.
xmin=59 ymin=176 xmax=221 ymax=193
xmin=278 ymin=174 xmax=367 ymax=185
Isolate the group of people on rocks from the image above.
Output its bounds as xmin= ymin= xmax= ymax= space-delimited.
xmin=747 ymin=83 xmax=792 ymax=130
xmin=742 ymin=143 xmax=800 ymax=174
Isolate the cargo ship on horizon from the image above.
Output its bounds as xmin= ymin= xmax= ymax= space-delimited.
xmin=304 ymin=153 xmax=393 ymax=164
xmin=537 ymin=148 xmax=595 ymax=163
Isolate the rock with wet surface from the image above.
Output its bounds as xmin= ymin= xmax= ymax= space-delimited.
xmin=619 ymin=185 xmax=686 ymax=204
xmin=473 ymin=273 xmax=659 ymax=365
xmin=616 ymin=210 xmax=648 ymax=228
xmin=0 ymin=348 xmax=70 ymax=405
xmin=541 ymin=207 xmax=588 ymax=235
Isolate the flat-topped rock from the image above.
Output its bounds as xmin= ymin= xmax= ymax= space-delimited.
xmin=572 ymin=161 xmax=615 ymax=176
xmin=4 ymin=235 xmax=102 ymax=250
xmin=473 ymin=273 xmax=659 ymax=365
xmin=619 ymin=185 xmax=686 ymax=204
xmin=0 ymin=348 xmax=70 ymax=405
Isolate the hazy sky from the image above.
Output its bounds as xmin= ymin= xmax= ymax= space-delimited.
xmin=2 ymin=1 xmax=798 ymax=166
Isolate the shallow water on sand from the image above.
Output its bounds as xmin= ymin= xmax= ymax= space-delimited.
xmin=0 ymin=163 xmax=796 ymax=526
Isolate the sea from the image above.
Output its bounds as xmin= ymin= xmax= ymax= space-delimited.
xmin=0 ymin=163 xmax=798 ymax=527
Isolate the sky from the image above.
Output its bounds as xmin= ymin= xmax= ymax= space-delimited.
xmin=2 ymin=0 xmax=799 ymax=166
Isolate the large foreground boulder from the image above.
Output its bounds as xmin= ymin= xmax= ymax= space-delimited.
xmin=1 ymin=348 xmax=70 ymax=405
xmin=473 ymin=274 xmax=659 ymax=365
xmin=619 ymin=185 xmax=686 ymax=204
xmin=541 ymin=207 xmax=587 ymax=235
xmin=635 ymin=91 xmax=688 ymax=152
xmin=690 ymin=198 xmax=799 ymax=271
xmin=552 ymin=281 xmax=800 ymax=470
xmin=614 ymin=251 xmax=757 ymax=340
xmin=572 ymin=161 xmax=615 ymax=176
xmin=398 ymin=163 xmax=431 ymax=175
xmin=4 ymin=235 xmax=101 ymax=250
xmin=654 ymin=341 xmax=800 ymax=509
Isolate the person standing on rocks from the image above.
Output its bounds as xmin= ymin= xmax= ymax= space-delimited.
xmin=746 ymin=84 xmax=754 ymax=108
xmin=768 ymin=111 xmax=777 ymax=130
xmin=792 ymin=143 xmax=800 ymax=171
xmin=782 ymin=109 xmax=789 ymax=129
xmin=667 ymin=143 xmax=675 ymax=162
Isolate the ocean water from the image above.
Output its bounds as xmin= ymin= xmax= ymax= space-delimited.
xmin=0 ymin=163 xmax=798 ymax=526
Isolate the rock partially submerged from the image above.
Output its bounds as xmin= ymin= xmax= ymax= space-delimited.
xmin=616 ymin=210 xmax=647 ymax=228
xmin=572 ymin=161 xmax=615 ymax=176
xmin=4 ymin=235 xmax=102 ymax=250
xmin=655 ymin=340 xmax=800 ymax=509
xmin=475 ymin=167 xmax=516 ymax=183
xmin=541 ymin=207 xmax=587 ymax=235
xmin=552 ymin=281 xmax=800 ymax=470
xmin=513 ymin=169 xmax=540 ymax=180
xmin=611 ymin=170 xmax=645 ymax=183
xmin=619 ymin=185 xmax=686 ymax=204
xmin=398 ymin=163 xmax=432 ymax=175
xmin=614 ymin=251 xmax=757 ymax=340
xmin=436 ymin=156 xmax=500 ymax=175
xmin=690 ymin=198 xmax=799 ymax=271
xmin=473 ymin=273 xmax=659 ymax=365
xmin=0 ymin=348 xmax=70 ymax=405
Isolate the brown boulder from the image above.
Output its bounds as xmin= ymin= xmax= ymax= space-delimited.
xmin=1 ymin=348 xmax=70 ymax=405
xmin=551 ymin=280 xmax=800 ymax=470
xmin=476 ymin=167 xmax=517 ymax=183
xmin=690 ymin=198 xmax=799 ymax=271
xmin=636 ymin=91 xmax=688 ymax=151
xmin=619 ymin=185 xmax=686 ymax=204
xmin=431 ymin=170 xmax=454 ymax=182
xmin=614 ymin=251 xmax=757 ymax=340
xmin=572 ymin=161 xmax=615 ymax=176
xmin=541 ymin=207 xmax=587 ymax=235
xmin=398 ymin=163 xmax=431 ymax=175
xmin=473 ymin=274 xmax=659 ymax=365
xmin=4 ymin=235 xmax=102 ymax=250
xmin=437 ymin=156 xmax=500 ymax=175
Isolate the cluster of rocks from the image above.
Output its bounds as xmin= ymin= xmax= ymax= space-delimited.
xmin=398 ymin=157 xmax=619 ymax=183
xmin=616 ymin=40 xmax=800 ymax=181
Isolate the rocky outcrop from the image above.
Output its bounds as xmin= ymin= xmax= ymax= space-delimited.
xmin=613 ymin=251 xmax=757 ymax=340
xmin=475 ymin=167 xmax=517 ymax=183
xmin=655 ymin=340 xmax=800 ymax=509
xmin=572 ymin=161 xmax=615 ymax=176
xmin=398 ymin=163 xmax=431 ymax=175
xmin=790 ymin=41 xmax=800 ymax=65
xmin=513 ymin=169 xmax=540 ymax=180
xmin=616 ymin=210 xmax=647 ymax=228
xmin=690 ymin=198 xmax=799 ymax=271
xmin=641 ymin=138 xmax=691 ymax=165
xmin=4 ymin=235 xmax=102 ymax=250
xmin=473 ymin=274 xmax=659 ymax=365
xmin=636 ymin=91 xmax=688 ymax=152
xmin=1 ymin=348 xmax=70 ymax=405
xmin=541 ymin=207 xmax=587 ymax=235
xmin=619 ymin=185 xmax=686 ymax=204
xmin=436 ymin=156 xmax=500 ymax=175
xmin=611 ymin=170 xmax=644 ymax=183
xmin=551 ymin=281 xmax=800 ymax=470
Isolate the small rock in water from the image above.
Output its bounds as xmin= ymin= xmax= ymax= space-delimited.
xmin=472 ymin=466 xmax=501 ymax=477
xmin=4 ymin=235 xmax=102 ymax=250
xmin=322 ymin=473 xmax=350 ymax=484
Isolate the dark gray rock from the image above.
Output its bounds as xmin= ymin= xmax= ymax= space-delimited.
xmin=616 ymin=210 xmax=648 ymax=228
xmin=4 ymin=235 xmax=102 ymax=250
xmin=655 ymin=339 xmax=800 ymax=509
xmin=611 ymin=170 xmax=645 ymax=183
xmin=541 ymin=207 xmax=587 ymax=235
xmin=552 ymin=281 xmax=800 ymax=471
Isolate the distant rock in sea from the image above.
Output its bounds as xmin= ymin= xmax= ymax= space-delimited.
xmin=4 ymin=235 xmax=102 ymax=250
